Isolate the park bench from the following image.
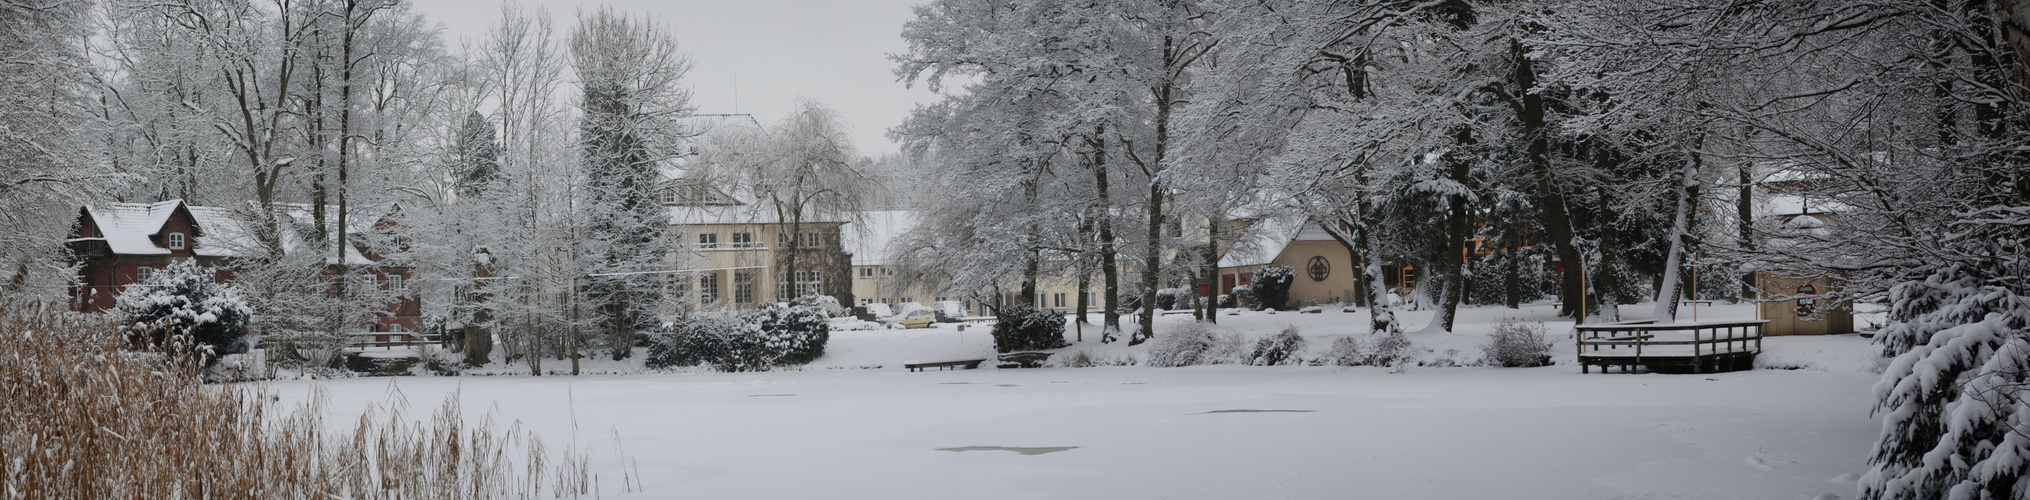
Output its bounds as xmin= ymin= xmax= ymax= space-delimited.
xmin=905 ymin=359 xmax=986 ymax=372
xmin=996 ymin=352 xmax=1053 ymax=368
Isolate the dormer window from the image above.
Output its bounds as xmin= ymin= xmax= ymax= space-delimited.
xmin=167 ymin=232 xmax=186 ymax=250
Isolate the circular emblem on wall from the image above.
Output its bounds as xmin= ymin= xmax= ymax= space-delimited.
xmin=1795 ymin=283 xmax=1823 ymax=322
xmin=1307 ymin=256 xmax=1330 ymax=281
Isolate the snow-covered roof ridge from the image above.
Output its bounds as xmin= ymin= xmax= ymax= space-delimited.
xmin=75 ymin=200 xmax=193 ymax=256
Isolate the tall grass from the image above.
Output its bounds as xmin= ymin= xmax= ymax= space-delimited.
xmin=0 ymin=300 xmax=621 ymax=499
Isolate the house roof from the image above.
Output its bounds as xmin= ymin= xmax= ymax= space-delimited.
xmin=1218 ymin=214 xmax=1337 ymax=268
xmin=73 ymin=200 xmax=188 ymax=256
xmin=73 ymin=200 xmax=381 ymax=264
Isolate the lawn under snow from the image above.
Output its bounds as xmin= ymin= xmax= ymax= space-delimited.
xmin=269 ymin=302 xmax=1886 ymax=499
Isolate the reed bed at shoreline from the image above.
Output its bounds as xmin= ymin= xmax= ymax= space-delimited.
xmin=1 ymin=299 xmax=623 ymax=499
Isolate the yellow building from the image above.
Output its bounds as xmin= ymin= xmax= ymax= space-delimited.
xmin=1215 ymin=215 xmax=1362 ymax=306
xmin=664 ymin=182 xmax=852 ymax=311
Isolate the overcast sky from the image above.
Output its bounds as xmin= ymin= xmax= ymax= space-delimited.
xmin=410 ymin=0 xmax=938 ymax=156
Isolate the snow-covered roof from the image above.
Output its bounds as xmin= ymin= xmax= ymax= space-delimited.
xmin=75 ymin=200 xmax=190 ymax=256
xmin=73 ymin=200 xmax=382 ymax=265
xmin=843 ymin=211 xmax=917 ymax=267
xmin=1218 ymin=214 xmax=1337 ymax=268
xmin=668 ymin=205 xmax=852 ymax=226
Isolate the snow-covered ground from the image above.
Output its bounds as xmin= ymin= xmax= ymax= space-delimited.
xmin=267 ymin=302 xmax=1886 ymax=499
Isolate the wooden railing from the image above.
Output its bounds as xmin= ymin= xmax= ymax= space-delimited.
xmin=1575 ymin=319 xmax=1767 ymax=374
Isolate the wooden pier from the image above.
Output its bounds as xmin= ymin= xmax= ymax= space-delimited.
xmin=1576 ymin=320 xmax=1767 ymax=374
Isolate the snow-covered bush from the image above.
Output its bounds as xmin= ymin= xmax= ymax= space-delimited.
xmin=646 ymin=303 xmax=831 ymax=371
xmin=744 ymin=302 xmax=831 ymax=365
xmin=1248 ymin=325 xmax=1307 ymax=366
xmin=1480 ymin=319 xmax=1553 ymax=367
xmin=1145 ymin=322 xmax=1247 ymax=367
xmin=115 ymin=260 xmax=251 ymax=358
xmin=1325 ymin=332 xmax=1414 ymax=367
xmin=1863 ymin=266 xmax=2030 ymax=499
xmin=1054 ymin=349 xmax=1133 ymax=368
xmin=990 ymin=303 xmax=1067 ymax=353
xmin=1231 ymin=285 xmax=1254 ymax=309
xmin=794 ymin=295 xmax=849 ymax=318
xmin=1155 ymin=287 xmax=1193 ymax=310
xmin=1253 ymin=265 xmax=1295 ymax=310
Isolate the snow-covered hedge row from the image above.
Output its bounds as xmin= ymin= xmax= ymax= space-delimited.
xmin=646 ymin=303 xmax=831 ymax=371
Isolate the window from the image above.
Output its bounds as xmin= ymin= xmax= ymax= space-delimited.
xmin=1053 ymin=293 xmax=1066 ymax=308
xmin=698 ymin=232 xmax=719 ymax=249
xmin=734 ymin=271 xmax=755 ymax=303
xmin=1086 ymin=292 xmax=1097 ymax=306
xmin=388 ymin=323 xmax=403 ymax=332
xmin=385 ymin=273 xmax=403 ymax=291
xmin=731 ymin=232 xmax=756 ymax=248
xmin=778 ymin=232 xmax=793 ymax=248
xmin=881 ymin=267 xmax=895 ymax=277
xmin=136 ymin=267 xmax=156 ymax=283
xmin=804 ymin=231 xmax=821 ymax=248
xmin=859 ymin=267 xmax=873 ymax=278
xmin=860 ymin=298 xmax=873 ymax=306
xmin=901 ymin=297 xmax=912 ymax=305
xmin=795 ymin=270 xmax=823 ymax=298
xmin=166 ymin=232 xmax=186 ymax=250
xmin=699 ymin=272 xmax=721 ymax=302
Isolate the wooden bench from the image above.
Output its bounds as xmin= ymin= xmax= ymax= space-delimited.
xmin=905 ymin=359 xmax=986 ymax=372
xmin=996 ymin=352 xmax=1052 ymax=368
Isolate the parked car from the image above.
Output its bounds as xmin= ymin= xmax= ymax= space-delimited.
xmin=895 ymin=309 xmax=937 ymax=329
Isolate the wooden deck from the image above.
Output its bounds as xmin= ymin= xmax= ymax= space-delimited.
xmin=1576 ymin=320 xmax=1767 ymax=374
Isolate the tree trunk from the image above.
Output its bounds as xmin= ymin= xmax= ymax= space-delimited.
xmin=1651 ymin=159 xmax=1700 ymax=323
xmin=1094 ymin=132 xmax=1122 ymax=343
xmin=1512 ymin=42 xmax=1584 ymax=321
xmin=1436 ymin=127 xmax=1471 ymax=332
xmin=1594 ymin=185 xmax=1623 ymax=323
xmin=1075 ymin=261 xmax=1089 ymax=341
xmin=1361 ymin=206 xmax=1399 ymax=334
xmin=1204 ymin=215 xmax=1219 ymax=324
xmin=1502 ymin=245 xmax=1520 ymax=309
xmin=1736 ymin=159 xmax=1756 ymax=302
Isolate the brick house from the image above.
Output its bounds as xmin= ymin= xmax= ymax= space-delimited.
xmin=66 ymin=200 xmax=421 ymax=341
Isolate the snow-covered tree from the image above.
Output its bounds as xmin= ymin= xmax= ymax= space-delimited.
xmin=571 ymin=7 xmax=694 ymax=360
xmin=116 ymin=260 xmax=252 ymax=357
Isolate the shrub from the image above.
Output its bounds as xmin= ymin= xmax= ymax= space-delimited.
xmin=1480 ymin=318 xmax=1554 ymax=367
xmin=1155 ymin=287 xmax=1194 ymax=310
xmin=991 ymin=303 xmax=1068 ymax=353
xmin=1249 ymin=325 xmax=1308 ymax=366
xmin=1231 ymin=285 xmax=1256 ymax=309
xmin=1325 ymin=331 xmax=1414 ymax=367
xmin=646 ymin=303 xmax=831 ymax=371
xmin=115 ymin=260 xmax=251 ymax=358
xmin=744 ymin=302 xmax=831 ymax=365
xmin=1254 ymin=265 xmax=1295 ymax=310
xmin=794 ymin=295 xmax=848 ymax=318
xmin=1145 ymin=322 xmax=1247 ymax=367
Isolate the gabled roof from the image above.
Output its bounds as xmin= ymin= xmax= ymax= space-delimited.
xmin=72 ymin=200 xmax=382 ymax=265
xmin=73 ymin=200 xmax=190 ymax=256
xmin=1218 ymin=214 xmax=1337 ymax=268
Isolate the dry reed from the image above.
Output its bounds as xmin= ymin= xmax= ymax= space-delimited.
xmin=0 ymin=299 xmax=619 ymax=499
